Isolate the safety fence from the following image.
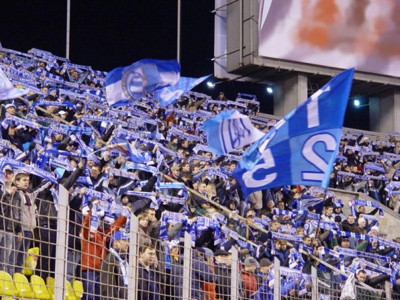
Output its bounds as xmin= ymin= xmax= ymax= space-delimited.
xmin=0 ymin=186 xmax=396 ymax=299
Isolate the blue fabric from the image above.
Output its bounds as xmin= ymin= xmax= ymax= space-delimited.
xmin=153 ymin=75 xmax=209 ymax=107
xmin=233 ymin=68 xmax=354 ymax=198
xmin=113 ymin=142 xmax=147 ymax=163
xmin=105 ymin=59 xmax=180 ymax=107
xmin=204 ymin=109 xmax=265 ymax=155
xmin=0 ymin=156 xmax=57 ymax=183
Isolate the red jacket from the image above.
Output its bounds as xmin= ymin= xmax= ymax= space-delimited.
xmin=241 ymin=270 xmax=258 ymax=297
xmin=80 ymin=212 xmax=126 ymax=271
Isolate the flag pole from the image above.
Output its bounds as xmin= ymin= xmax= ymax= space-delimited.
xmin=66 ymin=0 xmax=71 ymax=59
xmin=314 ymin=188 xmax=329 ymax=241
xmin=177 ymin=0 xmax=181 ymax=64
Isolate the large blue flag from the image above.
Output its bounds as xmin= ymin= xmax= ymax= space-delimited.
xmin=105 ymin=59 xmax=180 ymax=107
xmin=203 ymin=109 xmax=265 ymax=155
xmin=233 ymin=68 xmax=354 ymax=198
xmin=153 ymin=75 xmax=209 ymax=107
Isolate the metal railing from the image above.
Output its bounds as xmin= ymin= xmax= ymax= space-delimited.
xmin=0 ymin=185 xmax=396 ymax=299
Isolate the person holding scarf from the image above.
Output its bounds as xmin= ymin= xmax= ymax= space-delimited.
xmin=1 ymin=172 xmax=51 ymax=275
xmin=80 ymin=205 xmax=127 ymax=300
xmin=100 ymin=230 xmax=130 ymax=299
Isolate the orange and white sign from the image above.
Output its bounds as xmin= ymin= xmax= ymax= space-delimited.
xmin=258 ymin=0 xmax=400 ymax=77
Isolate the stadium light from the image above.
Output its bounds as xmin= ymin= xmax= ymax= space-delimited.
xmin=353 ymin=98 xmax=369 ymax=109
xmin=207 ymin=81 xmax=215 ymax=88
xmin=266 ymin=86 xmax=273 ymax=94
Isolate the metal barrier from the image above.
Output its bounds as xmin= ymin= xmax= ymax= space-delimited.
xmin=0 ymin=185 xmax=397 ymax=299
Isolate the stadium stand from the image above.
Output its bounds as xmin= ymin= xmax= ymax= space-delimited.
xmin=0 ymin=44 xmax=400 ymax=299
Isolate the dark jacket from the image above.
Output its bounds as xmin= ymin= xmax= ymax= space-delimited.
xmin=0 ymin=191 xmax=22 ymax=234
xmin=214 ymin=261 xmax=234 ymax=300
xmin=356 ymin=274 xmax=389 ymax=300
xmin=341 ymin=220 xmax=357 ymax=232
xmin=36 ymin=165 xmax=83 ymax=228
xmin=137 ymin=261 xmax=160 ymax=300
xmin=1 ymin=178 xmax=52 ymax=234
xmin=170 ymin=252 xmax=215 ymax=299
xmin=100 ymin=249 xmax=128 ymax=299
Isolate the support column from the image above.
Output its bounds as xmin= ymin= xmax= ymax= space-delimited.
xmin=54 ymin=185 xmax=69 ymax=300
xmin=369 ymin=91 xmax=400 ymax=133
xmin=230 ymin=247 xmax=239 ymax=299
xmin=127 ymin=215 xmax=138 ymax=300
xmin=274 ymin=73 xmax=308 ymax=117
xmin=182 ymin=232 xmax=192 ymax=300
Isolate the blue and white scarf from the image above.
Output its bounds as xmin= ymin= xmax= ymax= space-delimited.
xmin=158 ymin=194 xmax=187 ymax=206
xmin=0 ymin=157 xmax=57 ymax=183
xmin=108 ymin=168 xmax=138 ymax=181
xmin=349 ymin=199 xmax=384 ymax=217
xmin=159 ymin=211 xmax=188 ymax=241
xmin=3 ymin=116 xmax=40 ymax=130
xmin=108 ymin=248 xmax=129 ymax=286
xmin=271 ymin=232 xmax=302 ymax=243
xmin=288 ymin=247 xmax=305 ymax=270
xmin=82 ymin=188 xmax=114 ymax=204
xmin=335 ymin=247 xmax=390 ymax=263
xmin=357 ymin=258 xmax=391 ymax=275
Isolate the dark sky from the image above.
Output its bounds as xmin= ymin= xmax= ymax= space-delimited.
xmin=0 ymin=1 xmax=214 ymax=76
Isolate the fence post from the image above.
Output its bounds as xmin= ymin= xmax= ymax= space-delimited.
xmin=182 ymin=232 xmax=192 ymax=300
xmin=54 ymin=185 xmax=69 ymax=300
xmin=273 ymin=257 xmax=281 ymax=300
xmin=385 ymin=281 xmax=392 ymax=300
xmin=127 ymin=214 xmax=139 ymax=300
xmin=311 ymin=266 xmax=318 ymax=300
xmin=230 ymin=247 xmax=239 ymax=299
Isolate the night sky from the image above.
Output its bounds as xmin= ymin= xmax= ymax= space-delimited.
xmin=0 ymin=1 xmax=369 ymax=128
xmin=0 ymin=1 xmax=213 ymax=75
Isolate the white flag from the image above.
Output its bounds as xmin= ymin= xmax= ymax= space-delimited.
xmin=0 ymin=68 xmax=29 ymax=100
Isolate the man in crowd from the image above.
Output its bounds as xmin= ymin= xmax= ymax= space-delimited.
xmin=100 ymin=230 xmax=130 ymax=299
xmin=241 ymin=256 xmax=259 ymax=298
xmin=137 ymin=244 xmax=160 ymax=300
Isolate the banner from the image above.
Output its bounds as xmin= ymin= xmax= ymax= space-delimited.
xmin=233 ymin=68 xmax=354 ymax=198
xmin=204 ymin=109 xmax=265 ymax=155
xmin=105 ymin=59 xmax=180 ymax=107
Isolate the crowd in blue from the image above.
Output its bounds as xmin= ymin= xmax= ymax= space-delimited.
xmin=0 ymin=45 xmax=400 ymax=299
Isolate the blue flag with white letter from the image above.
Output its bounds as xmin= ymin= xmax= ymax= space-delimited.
xmin=204 ymin=109 xmax=265 ymax=155
xmin=105 ymin=59 xmax=180 ymax=107
xmin=233 ymin=68 xmax=354 ymax=198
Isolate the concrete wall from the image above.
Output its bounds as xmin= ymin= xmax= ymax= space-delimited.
xmin=274 ymin=74 xmax=308 ymax=117
xmin=369 ymin=91 xmax=400 ymax=133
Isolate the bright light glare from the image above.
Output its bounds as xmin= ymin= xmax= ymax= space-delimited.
xmin=207 ymin=81 xmax=215 ymax=88
xmin=266 ymin=87 xmax=273 ymax=94
xmin=353 ymin=99 xmax=360 ymax=107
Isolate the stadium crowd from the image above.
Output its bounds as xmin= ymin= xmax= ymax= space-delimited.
xmin=0 ymin=45 xmax=400 ymax=300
